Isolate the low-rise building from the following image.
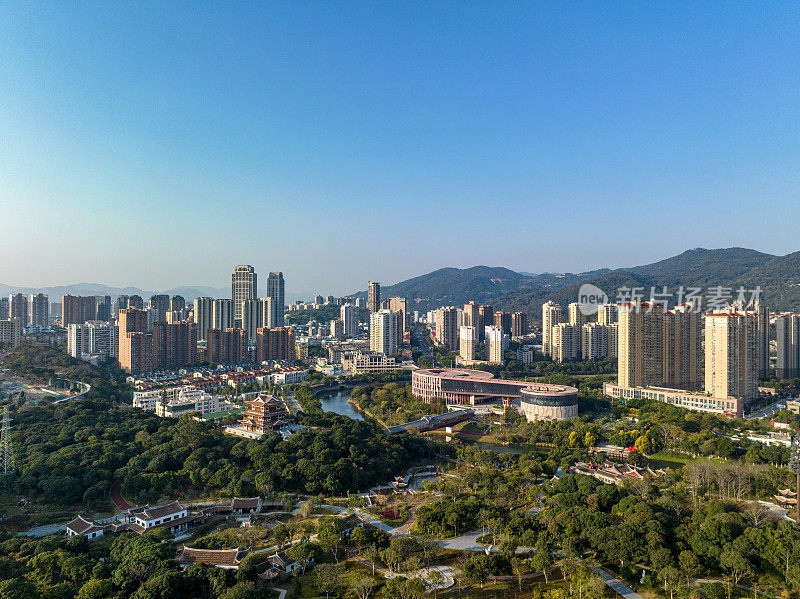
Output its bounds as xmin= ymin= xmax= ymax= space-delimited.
xmin=66 ymin=516 xmax=105 ymax=540
xmin=176 ymin=547 xmax=248 ymax=570
xmin=603 ymin=382 xmax=744 ymax=417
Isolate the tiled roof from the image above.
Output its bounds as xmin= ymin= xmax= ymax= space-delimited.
xmin=231 ymin=497 xmax=261 ymax=509
xmin=177 ymin=547 xmax=244 ymax=566
xmin=140 ymin=501 xmax=184 ymax=521
xmin=66 ymin=516 xmax=97 ymax=535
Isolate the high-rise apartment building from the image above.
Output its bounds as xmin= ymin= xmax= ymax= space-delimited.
xmin=232 ymin=265 xmax=257 ymax=324
xmin=731 ymin=300 xmax=770 ymax=379
xmin=617 ymin=302 xmax=666 ymax=388
xmin=340 ymin=304 xmax=358 ymax=338
xmin=663 ymin=304 xmax=702 ymax=390
xmin=0 ymin=318 xmax=22 ymax=347
xmin=169 ymin=295 xmax=186 ymax=312
xmin=115 ymin=295 xmax=130 ymax=314
xmin=387 ymin=297 xmax=408 ymax=347
xmin=330 ymin=319 xmax=344 ymax=340
xmin=256 ymin=327 xmax=295 ymax=363
xmin=193 ymin=297 xmax=213 ymax=342
xmin=267 ymin=272 xmax=285 ymax=326
xmin=597 ymin=303 xmax=618 ymax=325
xmin=581 ymin=323 xmax=608 ymax=360
xmin=485 ymin=325 xmax=507 ymax=364
xmin=148 ymin=294 xmax=170 ymax=324
xmin=705 ymin=311 xmax=758 ymax=403
xmin=240 ymin=299 xmax=260 ymax=343
xmin=541 ymin=301 xmax=562 ymax=357
xmin=459 ymin=326 xmax=477 ymax=361
xmin=776 ymin=314 xmax=800 ymax=379
xmin=68 ymin=322 xmax=119 ymax=360
xmin=128 ymin=295 xmax=144 ymax=310
xmin=212 ymin=299 xmax=234 ymax=332
xmin=494 ymin=312 xmax=512 ymax=336
xmin=607 ymin=323 xmax=619 ymax=358
xmin=10 ymin=293 xmax=28 ymax=325
xmin=62 ymin=295 xmax=97 ymax=326
xmin=256 ymin=297 xmax=274 ymax=329
xmin=118 ymin=308 xmax=152 ymax=375
xmin=567 ymin=302 xmax=588 ymax=330
xmin=94 ymin=295 xmax=111 ymax=321
xmin=0 ymin=297 xmax=9 ymax=320
xmin=511 ymin=312 xmax=528 ymax=337
xmin=552 ymin=323 xmax=579 ymax=363
xmin=30 ymin=293 xmax=49 ymax=326
xmin=367 ymin=281 xmax=381 ymax=314
xmin=370 ymin=310 xmax=398 ymax=356
xmin=478 ymin=306 xmax=494 ymax=341
xmin=435 ymin=307 xmax=459 ymax=351
xmin=153 ymin=321 xmax=196 ymax=370
xmin=207 ymin=328 xmax=248 ymax=364
xmin=463 ymin=302 xmax=481 ymax=333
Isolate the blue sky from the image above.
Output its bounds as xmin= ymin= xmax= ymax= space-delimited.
xmin=1 ymin=2 xmax=798 ymax=296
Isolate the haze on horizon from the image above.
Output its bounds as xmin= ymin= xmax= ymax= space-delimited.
xmin=1 ymin=2 xmax=798 ymax=297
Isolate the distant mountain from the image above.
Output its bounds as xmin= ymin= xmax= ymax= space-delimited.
xmin=357 ymin=266 xmax=535 ymax=308
xmin=727 ymin=251 xmax=800 ymax=310
xmin=627 ymin=247 xmax=775 ymax=287
xmin=355 ymin=247 xmax=798 ymax=318
xmin=0 ymin=282 xmax=230 ymax=302
xmin=0 ymin=282 xmax=149 ymax=299
xmin=493 ymin=247 xmax=792 ymax=318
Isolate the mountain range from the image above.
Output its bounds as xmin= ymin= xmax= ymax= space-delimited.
xmin=4 ymin=247 xmax=799 ymax=315
xmin=359 ymin=247 xmax=800 ymax=316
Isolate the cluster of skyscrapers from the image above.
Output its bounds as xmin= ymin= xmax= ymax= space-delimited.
xmin=603 ymin=300 xmax=769 ymax=417
xmin=117 ymin=266 xmax=290 ymax=375
xmin=542 ymin=301 xmax=619 ymax=363
xmin=424 ymin=302 xmax=528 ymax=365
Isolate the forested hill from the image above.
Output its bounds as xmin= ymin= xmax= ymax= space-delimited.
xmin=357 ymin=266 xmax=535 ymax=307
xmin=358 ymin=247 xmax=800 ymax=315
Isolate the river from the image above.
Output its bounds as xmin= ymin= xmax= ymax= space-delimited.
xmin=318 ymin=394 xmax=538 ymax=455
xmin=319 ymin=391 xmax=363 ymax=421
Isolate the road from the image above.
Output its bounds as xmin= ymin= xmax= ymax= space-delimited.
xmin=110 ymin=479 xmax=133 ymax=510
xmin=747 ymin=399 xmax=784 ymax=420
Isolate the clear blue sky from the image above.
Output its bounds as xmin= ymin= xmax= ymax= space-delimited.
xmin=1 ymin=2 xmax=798 ymax=296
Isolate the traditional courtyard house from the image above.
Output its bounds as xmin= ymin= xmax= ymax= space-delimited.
xmin=266 ymin=551 xmax=307 ymax=575
xmin=231 ymin=497 xmax=262 ymax=515
xmin=127 ymin=501 xmax=192 ymax=534
xmin=176 ymin=547 xmax=248 ymax=570
xmin=65 ymin=516 xmax=105 ymax=540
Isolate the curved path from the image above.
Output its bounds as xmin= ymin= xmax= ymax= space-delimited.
xmin=110 ymin=479 xmax=133 ymax=510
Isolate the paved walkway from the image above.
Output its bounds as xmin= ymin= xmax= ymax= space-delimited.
xmin=273 ymin=587 xmax=287 ymax=599
xmin=591 ymin=566 xmax=643 ymax=599
xmin=19 ymin=523 xmax=65 ymax=538
xmin=435 ymin=529 xmax=487 ymax=551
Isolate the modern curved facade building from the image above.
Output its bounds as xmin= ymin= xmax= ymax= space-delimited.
xmin=411 ymin=368 xmax=578 ymax=421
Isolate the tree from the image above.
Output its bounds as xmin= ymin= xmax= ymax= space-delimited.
xmin=678 ymin=550 xmax=701 ymax=585
xmin=314 ymin=563 xmax=342 ymax=599
xmin=317 ymin=517 xmax=344 ymax=563
xmin=634 ymin=435 xmax=653 ymax=455
xmin=349 ymin=526 xmax=370 ymax=547
xmin=720 ymin=549 xmax=752 ymax=599
xmin=425 ymin=569 xmax=445 ymax=599
xmin=349 ymin=577 xmax=375 ymax=599
xmin=532 ymin=534 xmax=556 ymax=583
xmin=77 ymin=579 xmax=113 ymax=599
xmin=511 ymin=557 xmax=527 ymax=592
xmin=219 ymin=582 xmax=261 ymax=599
xmin=658 ymin=566 xmax=681 ymax=599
